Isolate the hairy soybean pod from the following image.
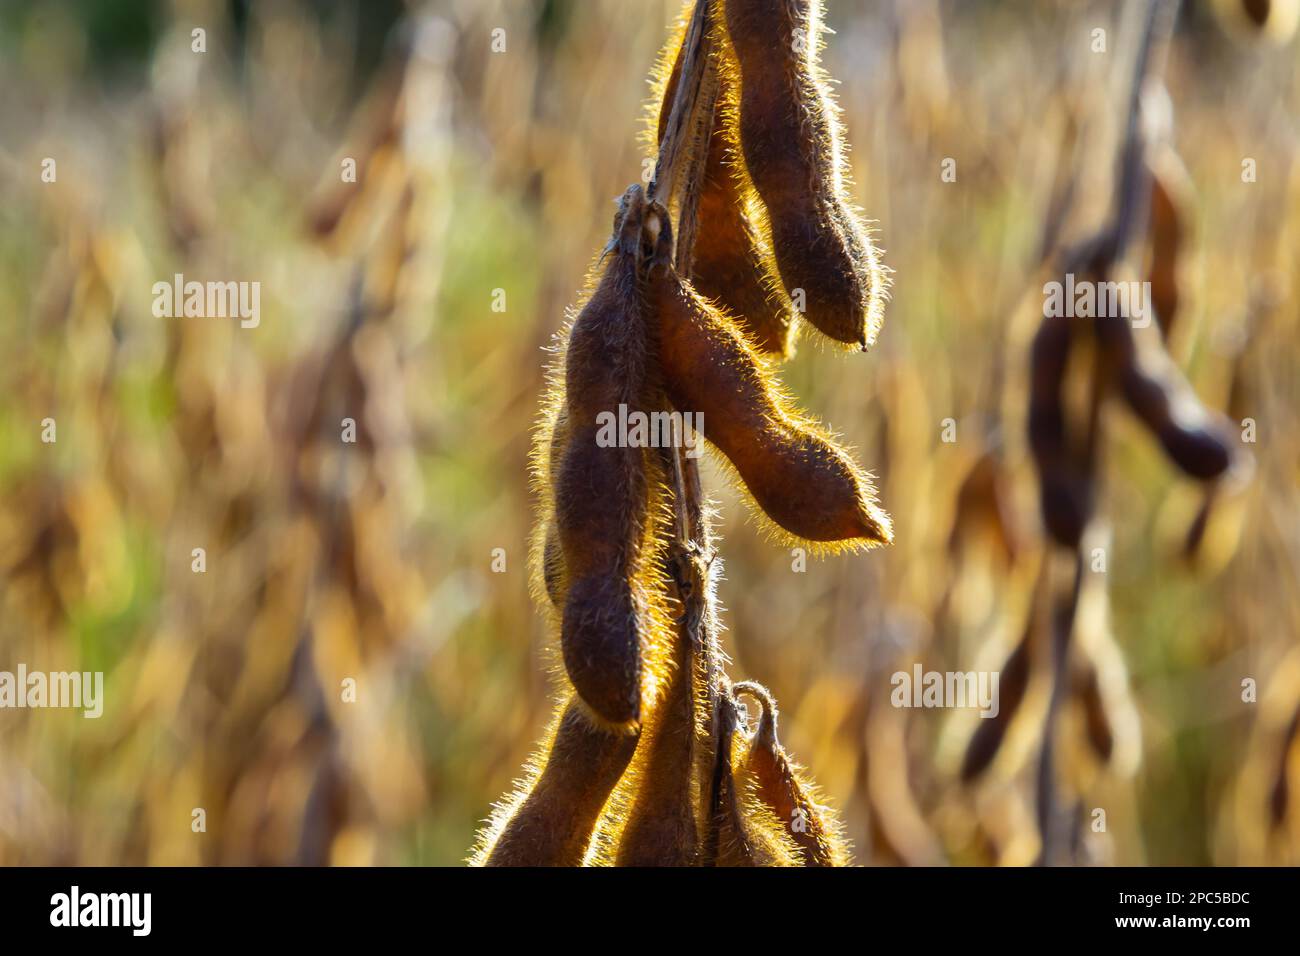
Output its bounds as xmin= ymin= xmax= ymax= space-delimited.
xmin=556 ymin=431 xmax=653 ymax=725
xmin=545 ymin=411 xmax=571 ymax=597
xmin=735 ymin=682 xmax=846 ymax=866
xmin=650 ymin=232 xmax=891 ymax=549
xmin=657 ymin=26 xmax=796 ymax=357
xmin=477 ymin=699 xmax=639 ymax=866
xmin=725 ymin=0 xmax=886 ymax=349
xmin=614 ymin=625 xmax=700 ymax=865
xmin=555 ymin=185 xmax=658 ymax=725
xmin=535 ymin=409 xmax=571 ymax=611
xmin=541 ymin=522 xmax=566 ymax=610
xmin=1094 ymin=313 xmax=1233 ymax=480
xmin=712 ymin=695 xmax=802 ymax=867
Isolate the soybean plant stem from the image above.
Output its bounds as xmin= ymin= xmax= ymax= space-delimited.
xmin=650 ymin=0 xmax=728 ymax=860
xmin=1035 ymin=0 xmax=1181 ymax=864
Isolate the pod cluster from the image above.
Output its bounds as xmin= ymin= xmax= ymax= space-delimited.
xmin=548 ymin=0 xmax=892 ymax=732
xmin=471 ymin=0 xmax=888 ymax=866
xmin=654 ymin=0 xmax=889 ymax=355
xmin=1028 ymin=225 xmax=1236 ymax=550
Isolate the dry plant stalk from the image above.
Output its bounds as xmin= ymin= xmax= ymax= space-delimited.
xmin=471 ymin=0 xmax=891 ymax=866
xmin=997 ymin=0 xmax=1244 ymax=863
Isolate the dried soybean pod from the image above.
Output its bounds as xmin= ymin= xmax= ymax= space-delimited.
xmin=614 ymin=622 xmax=700 ymax=865
xmin=1185 ymin=295 xmax=1260 ymax=558
xmin=1213 ymin=0 xmax=1300 ymax=42
xmin=656 ymin=21 xmax=796 ymax=357
xmin=472 ymin=698 xmax=639 ymax=866
xmin=1028 ymin=311 xmax=1092 ymax=549
xmin=961 ymin=618 xmax=1034 ymax=783
xmin=1146 ymin=153 xmax=1190 ymax=340
xmin=1071 ymin=584 xmax=1142 ymax=775
xmin=556 ymin=186 xmax=658 ymax=725
xmin=734 ymin=682 xmax=847 ymax=866
xmin=1244 ymin=0 xmax=1277 ymax=26
xmin=712 ymin=696 xmax=802 ymax=867
xmin=1269 ymin=703 xmax=1300 ymax=828
xmin=725 ymin=0 xmax=886 ymax=349
xmin=1073 ymin=656 xmax=1115 ymax=763
xmin=526 ymin=409 xmax=562 ymax=614
xmin=556 ymin=431 xmax=655 ymax=724
xmin=948 ymin=447 xmax=1020 ymax=567
xmin=649 ymin=222 xmax=891 ymax=550
xmin=541 ymin=522 xmax=566 ymax=610
xmin=535 ymin=409 xmax=571 ymax=611
xmin=1095 ymin=313 xmax=1233 ymax=480
xmin=305 ymin=72 xmax=404 ymax=240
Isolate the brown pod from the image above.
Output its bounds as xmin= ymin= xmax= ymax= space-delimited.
xmin=1095 ymin=313 xmax=1233 ymax=480
xmin=1073 ymin=656 xmax=1115 ymax=763
xmin=555 ymin=186 xmax=657 ymax=725
xmin=541 ymin=521 xmax=566 ymax=610
xmin=1244 ymin=0 xmax=1274 ymax=26
xmin=614 ymin=624 xmax=700 ymax=865
xmin=656 ymin=24 xmax=796 ymax=357
xmin=1182 ymin=489 xmax=1217 ymax=559
xmin=1216 ymin=0 xmax=1299 ymax=41
xmin=1027 ymin=312 xmax=1092 ymax=548
xmin=649 ymin=225 xmax=891 ymax=550
xmin=725 ymin=0 xmax=886 ymax=349
xmin=948 ymin=447 xmax=1020 ymax=566
xmin=556 ymin=433 xmax=653 ymax=724
xmin=1146 ymin=157 xmax=1187 ymax=340
xmin=734 ymin=682 xmax=847 ymax=866
xmin=1269 ymin=704 xmax=1300 ymax=828
xmin=305 ymin=74 xmax=404 ymax=240
xmin=537 ymin=409 xmax=571 ymax=610
xmin=961 ymin=621 xmax=1033 ymax=783
xmin=477 ymin=699 xmax=639 ymax=866
xmin=711 ymin=696 xmax=802 ymax=866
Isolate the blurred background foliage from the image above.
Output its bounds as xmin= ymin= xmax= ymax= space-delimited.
xmin=0 ymin=0 xmax=1297 ymax=865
